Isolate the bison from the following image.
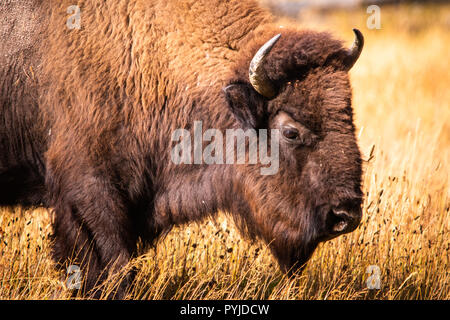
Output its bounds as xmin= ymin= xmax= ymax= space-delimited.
xmin=0 ymin=0 xmax=364 ymax=298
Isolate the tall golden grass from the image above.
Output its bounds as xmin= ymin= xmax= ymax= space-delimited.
xmin=0 ymin=4 xmax=448 ymax=299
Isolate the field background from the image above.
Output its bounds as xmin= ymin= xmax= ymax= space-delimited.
xmin=0 ymin=2 xmax=449 ymax=299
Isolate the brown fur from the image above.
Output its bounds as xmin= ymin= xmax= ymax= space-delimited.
xmin=0 ymin=0 xmax=363 ymax=298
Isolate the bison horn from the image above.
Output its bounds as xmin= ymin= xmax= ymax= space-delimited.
xmin=345 ymin=29 xmax=364 ymax=70
xmin=249 ymin=34 xmax=281 ymax=99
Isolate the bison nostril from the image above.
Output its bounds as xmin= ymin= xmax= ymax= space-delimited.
xmin=333 ymin=221 xmax=348 ymax=233
xmin=328 ymin=210 xmax=349 ymax=233
xmin=332 ymin=213 xmax=349 ymax=233
xmin=328 ymin=208 xmax=360 ymax=234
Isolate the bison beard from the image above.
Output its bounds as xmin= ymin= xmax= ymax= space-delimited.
xmin=0 ymin=0 xmax=364 ymax=298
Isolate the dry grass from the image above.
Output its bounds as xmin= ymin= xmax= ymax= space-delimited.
xmin=0 ymin=4 xmax=449 ymax=300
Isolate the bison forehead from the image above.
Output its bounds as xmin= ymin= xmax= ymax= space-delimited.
xmin=269 ymin=68 xmax=352 ymax=133
xmin=262 ymin=29 xmax=348 ymax=84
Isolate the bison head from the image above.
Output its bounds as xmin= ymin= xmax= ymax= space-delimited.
xmin=223 ymin=29 xmax=364 ymax=273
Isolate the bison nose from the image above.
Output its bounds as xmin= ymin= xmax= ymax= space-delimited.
xmin=327 ymin=202 xmax=362 ymax=235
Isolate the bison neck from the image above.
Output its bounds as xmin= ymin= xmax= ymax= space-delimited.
xmin=153 ymin=164 xmax=244 ymax=228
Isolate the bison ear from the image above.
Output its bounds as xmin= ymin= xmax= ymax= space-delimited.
xmin=223 ymin=83 xmax=267 ymax=129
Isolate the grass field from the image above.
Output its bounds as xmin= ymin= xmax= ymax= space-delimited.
xmin=0 ymin=4 xmax=449 ymax=299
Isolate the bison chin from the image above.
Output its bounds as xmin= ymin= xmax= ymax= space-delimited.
xmin=269 ymin=235 xmax=320 ymax=276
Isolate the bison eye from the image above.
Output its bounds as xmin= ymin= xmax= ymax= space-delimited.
xmin=282 ymin=127 xmax=299 ymax=141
